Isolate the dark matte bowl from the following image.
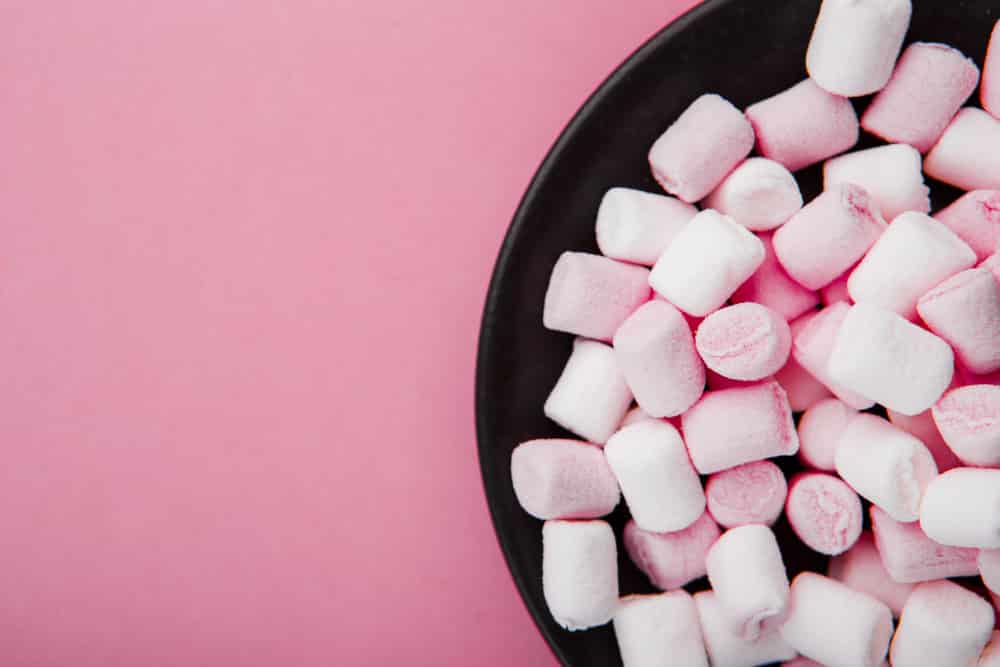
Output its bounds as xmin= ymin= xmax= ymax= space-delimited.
xmin=476 ymin=1 xmax=993 ymax=664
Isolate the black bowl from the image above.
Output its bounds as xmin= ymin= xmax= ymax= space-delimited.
xmin=475 ymin=1 xmax=994 ymax=664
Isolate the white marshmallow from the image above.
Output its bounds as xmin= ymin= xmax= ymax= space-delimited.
xmin=834 ymin=413 xmax=938 ymax=522
xmin=693 ymin=591 xmax=797 ymax=667
xmin=824 ymin=144 xmax=929 ymax=220
xmin=981 ymin=549 xmax=1000 ymax=595
xmin=613 ymin=592 xmax=709 ymax=667
xmin=702 ymin=158 xmax=803 ymax=231
xmin=649 ymin=209 xmax=765 ymax=317
xmin=920 ymin=468 xmax=1000 ymax=549
xmin=544 ymin=339 xmax=633 ymax=444
xmin=596 ymin=187 xmax=698 ymax=266
xmin=806 ymin=0 xmax=912 ymax=97
xmin=780 ymin=572 xmax=894 ymax=667
xmin=705 ymin=524 xmax=789 ymax=641
xmin=604 ymin=420 xmax=705 ymax=533
xmin=828 ymin=303 xmax=954 ymax=415
xmin=925 ymin=107 xmax=1000 ymax=191
xmin=542 ymin=520 xmax=618 ymax=631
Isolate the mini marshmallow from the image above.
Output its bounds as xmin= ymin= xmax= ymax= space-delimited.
xmin=887 ymin=408 xmax=963 ymax=472
xmin=731 ymin=232 xmax=820 ymax=322
xmin=605 ymin=420 xmax=705 ymax=533
xmin=745 ymin=78 xmax=859 ymax=171
xmin=773 ymin=355 xmax=832 ymax=413
xmin=828 ymin=303 xmax=955 ymax=414
xmin=649 ymin=209 xmax=765 ymax=317
xmin=624 ymin=511 xmax=721 ymax=591
xmin=682 ymin=381 xmax=799 ymax=474
xmin=695 ymin=303 xmax=791 ymax=381
xmin=871 ymin=505 xmax=980 ymax=583
xmin=614 ymin=300 xmax=705 ymax=418
xmin=780 ymin=572 xmax=894 ymax=667
xmin=798 ymin=398 xmax=857 ymax=471
xmin=981 ymin=632 xmax=1000 ymax=667
xmin=821 ymin=271 xmax=852 ymax=305
xmin=702 ymin=158 xmax=803 ymax=231
xmin=694 ymin=591 xmax=797 ymax=667
xmin=544 ymin=338 xmax=633 ymax=444
xmin=773 ymin=183 xmax=886 ymax=290
xmin=835 ymin=413 xmax=938 ymax=522
xmin=932 ymin=385 xmax=1000 ymax=467
xmin=824 ymin=144 xmax=930 ymax=220
xmin=828 ymin=531 xmax=915 ymax=616
xmin=705 ymin=524 xmax=790 ymax=640
xmin=806 ymin=0 xmax=912 ymax=97
xmin=926 ymin=108 xmax=1000 ymax=191
xmin=705 ymin=461 xmax=787 ymax=529
xmin=981 ymin=549 xmax=1000 ymax=595
xmin=862 ymin=42 xmax=980 ymax=153
xmin=792 ymin=302 xmax=875 ymax=409
xmin=935 ymin=190 xmax=1000 ymax=262
xmin=510 ymin=439 xmax=620 ymax=520
xmin=918 ymin=269 xmax=1000 ymax=375
xmin=542 ymin=520 xmax=618 ymax=631
xmin=595 ymin=188 xmax=698 ymax=266
xmin=890 ymin=580 xmax=996 ymax=667
xmin=984 ymin=20 xmax=1000 ymax=117
xmin=786 ymin=472 xmax=863 ymax=556
xmin=920 ymin=467 xmax=1000 ymax=549
xmin=613 ymin=592 xmax=709 ymax=667
xmin=648 ymin=94 xmax=755 ymax=203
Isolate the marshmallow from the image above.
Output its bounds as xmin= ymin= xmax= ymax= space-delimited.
xmin=780 ymin=572 xmax=894 ymax=667
xmin=542 ymin=520 xmax=618 ymax=631
xmin=918 ymin=269 xmax=1000 ymax=375
xmin=926 ymin=108 xmax=1000 ymax=191
xmin=932 ymin=385 xmax=1000 ymax=467
xmin=693 ymin=591 xmax=797 ymax=667
xmin=984 ymin=20 xmax=1000 ymax=118
xmin=824 ymin=144 xmax=930 ymax=220
xmin=982 ymin=549 xmax=1000 ymax=596
xmin=595 ymin=188 xmax=698 ymax=266
xmin=605 ymin=420 xmax=705 ymax=533
xmin=935 ymin=190 xmax=1000 ymax=262
xmin=985 ymin=251 xmax=1000 ymax=285
xmin=702 ymin=158 xmax=803 ymax=231
xmin=791 ymin=302 xmax=875 ymax=409
xmin=620 ymin=406 xmax=659 ymax=428
xmin=695 ymin=303 xmax=791 ymax=381
xmin=543 ymin=251 xmax=651 ymax=341
xmin=773 ymin=355 xmax=832 ymax=413
xmin=835 ymin=413 xmax=938 ymax=522
xmin=705 ymin=524 xmax=790 ymax=640
xmin=806 ymin=0 xmax=912 ymax=97
xmin=648 ymin=94 xmax=755 ymax=203
xmin=862 ymin=42 xmax=980 ymax=152
xmin=828 ymin=303 xmax=955 ymax=414
xmin=510 ymin=439 xmax=620 ymax=520
xmin=649 ymin=209 xmax=765 ymax=317
xmin=798 ymin=398 xmax=857 ymax=471
xmin=623 ymin=511 xmax=720 ymax=591
xmin=982 ymin=631 xmax=1000 ymax=667
xmin=705 ymin=461 xmax=787 ymax=529
xmin=745 ymin=78 xmax=859 ymax=172
xmin=828 ymin=531 xmax=915 ymax=616
xmin=544 ymin=338 xmax=633 ymax=444
xmin=887 ymin=408 xmax=963 ymax=472
xmin=682 ymin=381 xmax=798 ymax=474
xmin=890 ymin=580 xmax=996 ymax=667
xmin=614 ymin=300 xmax=705 ymax=417
xmin=731 ymin=232 xmax=819 ymax=322
xmin=613 ymin=592 xmax=709 ymax=667
xmin=785 ymin=472 xmax=862 ymax=556
xmin=821 ymin=270 xmax=852 ymax=305
xmin=920 ymin=467 xmax=1000 ymax=549
xmin=871 ymin=505 xmax=980 ymax=583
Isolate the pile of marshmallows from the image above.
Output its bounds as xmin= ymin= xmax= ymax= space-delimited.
xmin=510 ymin=2 xmax=1000 ymax=666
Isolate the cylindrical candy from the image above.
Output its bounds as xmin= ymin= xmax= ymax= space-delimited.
xmin=931 ymin=385 xmax=1000 ymax=467
xmin=595 ymin=187 xmax=698 ymax=266
xmin=871 ymin=505 xmax=980 ymax=583
xmin=731 ymin=232 xmax=820 ymax=322
xmin=934 ymin=189 xmax=1000 ymax=262
xmin=695 ymin=303 xmax=792 ymax=381
xmin=824 ymin=144 xmax=930 ymax=221
xmin=828 ymin=532 xmax=915 ymax=616
xmin=791 ymin=303 xmax=875 ymax=409
xmin=773 ymin=355 xmax=832 ymax=413
xmin=705 ymin=461 xmax=787 ymax=529
xmin=542 ymin=520 xmax=618 ymax=631
xmin=624 ymin=512 xmax=721 ymax=591
xmin=702 ymin=157 xmax=803 ymax=231
xmin=785 ymin=472 xmax=863 ymax=556
xmin=920 ymin=467 xmax=1000 ymax=549
xmin=887 ymin=408 xmax=963 ymax=472
xmin=613 ymin=592 xmax=709 ymax=667
xmin=510 ymin=439 xmax=620 ymax=520
xmin=694 ymin=591 xmax=797 ymax=667
xmin=797 ymin=398 xmax=857 ymax=471
xmin=925 ymin=108 xmax=1000 ymax=191
xmin=917 ymin=268 xmax=1000 ymax=375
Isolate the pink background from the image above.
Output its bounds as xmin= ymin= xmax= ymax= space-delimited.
xmin=0 ymin=1 xmax=699 ymax=665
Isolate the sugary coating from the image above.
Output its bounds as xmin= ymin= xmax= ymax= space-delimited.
xmin=983 ymin=19 xmax=1000 ymax=118
xmin=887 ymin=408 xmax=963 ymax=472
xmin=596 ymin=187 xmax=698 ymax=266
xmin=704 ymin=461 xmax=787 ymax=529
xmin=791 ymin=303 xmax=875 ymax=409
xmin=798 ymin=398 xmax=857 ymax=471
xmin=694 ymin=591 xmax=797 ymax=667
xmin=920 ymin=467 xmax=1000 ymax=549
xmin=785 ymin=472 xmax=863 ymax=556
xmin=695 ymin=303 xmax=792 ymax=381
xmin=828 ymin=531 xmax=915 ymax=616
xmin=773 ymin=355 xmax=832 ymax=413
xmin=624 ymin=512 xmax=721 ymax=591
xmin=932 ymin=385 xmax=1000 ymax=466
xmin=510 ymin=439 xmax=620 ymax=520
xmin=890 ymin=580 xmax=995 ymax=667
xmin=925 ymin=108 xmax=1000 ymax=191
xmin=871 ymin=505 xmax=980 ymax=583
xmin=981 ymin=549 xmax=1000 ymax=596
xmin=613 ymin=592 xmax=709 ymax=667
xmin=731 ymin=232 xmax=820 ymax=322
xmin=918 ymin=268 xmax=1000 ymax=375
xmin=702 ymin=158 xmax=803 ymax=231
xmin=824 ymin=144 xmax=930 ymax=221
xmin=934 ymin=189 xmax=1000 ymax=262
xmin=542 ymin=520 xmax=618 ymax=631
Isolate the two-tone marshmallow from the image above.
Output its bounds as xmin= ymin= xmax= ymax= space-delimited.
xmin=613 ymin=592 xmax=709 ymax=667
xmin=920 ymin=467 xmax=1000 ymax=549
xmin=932 ymin=385 xmax=1000 ymax=467
xmin=542 ymin=520 xmax=618 ymax=631
xmin=510 ymin=439 xmax=620 ymax=519
xmin=695 ymin=303 xmax=791 ymax=381
xmin=926 ymin=108 xmax=1000 ymax=191
xmin=785 ymin=472 xmax=863 ymax=556
xmin=917 ymin=269 xmax=1000 ymax=375
xmin=797 ymin=398 xmax=857 ymax=471
xmin=702 ymin=158 xmax=802 ymax=231
xmin=595 ymin=188 xmax=698 ymax=266
xmin=623 ymin=512 xmax=721 ymax=591
xmin=824 ymin=144 xmax=930 ymax=220
xmin=871 ymin=505 xmax=980 ymax=583
xmin=704 ymin=461 xmax=787 ymax=529
xmin=828 ymin=531 xmax=915 ymax=616
xmin=694 ymin=591 xmax=797 ymax=667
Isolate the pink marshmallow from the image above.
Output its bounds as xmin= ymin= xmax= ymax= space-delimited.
xmin=828 ymin=531 xmax=915 ymax=616
xmin=510 ymin=439 xmax=620 ymax=520
xmin=693 ymin=591 xmax=797 ymax=667
xmin=791 ymin=302 xmax=875 ymax=409
xmin=935 ymin=190 xmax=1000 ymax=262
xmin=730 ymin=232 xmax=820 ymax=321
xmin=982 ymin=549 xmax=1000 ymax=596
xmin=773 ymin=355 xmax=832 ymax=412
xmin=745 ymin=78 xmax=859 ymax=172
xmin=702 ymin=157 xmax=803 ymax=231
xmin=695 ymin=303 xmax=791 ymax=381
xmin=648 ymin=94 xmax=755 ymax=203
xmin=786 ymin=472 xmax=863 ymax=556
xmin=595 ymin=187 xmax=698 ymax=266
xmin=984 ymin=20 xmax=1000 ymax=118
xmin=932 ymin=385 xmax=1000 ymax=467
xmin=543 ymin=251 xmax=651 ymax=341
xmin=773 ymin=183 xmax=886 ymax=290
xmin=798 ymin=398 xmax=857 ymax=471
xmin=613 ymin=592 xmax=709 ymax=667
xmin=920 ymin=467 xmax=1000 ymax=549
xmin=821 ymin=270 xmax=853 ymax=305
xmin=871 ymin=504 xmax=980 ymax=583
xmin=926 ymin=108 xmax=1000 ymax=191
xmin=542 ymin=520 xmax=618 ymax=631
xmin=918 ymin=268 xmax=1000 ymax=375
xmin=824 ymin=144 xmax=930 ymax=220
xmin=681 ymin=381 xmax=799 ymax=474
xmin=887 ymin=408 xmax=963 ymax=472
xmin=862 ymin=42 xmax=980 ymax=153
xmin=614 ymin=300 xmax=705 ymax=418
xmin=704 ymin=460 xmax=787 ymax=529
xmin=623 ymin=511 xmax=721 ymax=591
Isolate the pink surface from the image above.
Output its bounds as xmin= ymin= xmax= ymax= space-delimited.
xmin=0 ymin=1 xmax=700 ymax=665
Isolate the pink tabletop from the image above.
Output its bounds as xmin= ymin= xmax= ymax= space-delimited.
xmin=0 ymin=1 xmax=699 ymax=665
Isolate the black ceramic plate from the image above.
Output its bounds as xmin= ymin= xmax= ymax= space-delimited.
xmin=476 ymin=1 xmax=995 ymax=664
